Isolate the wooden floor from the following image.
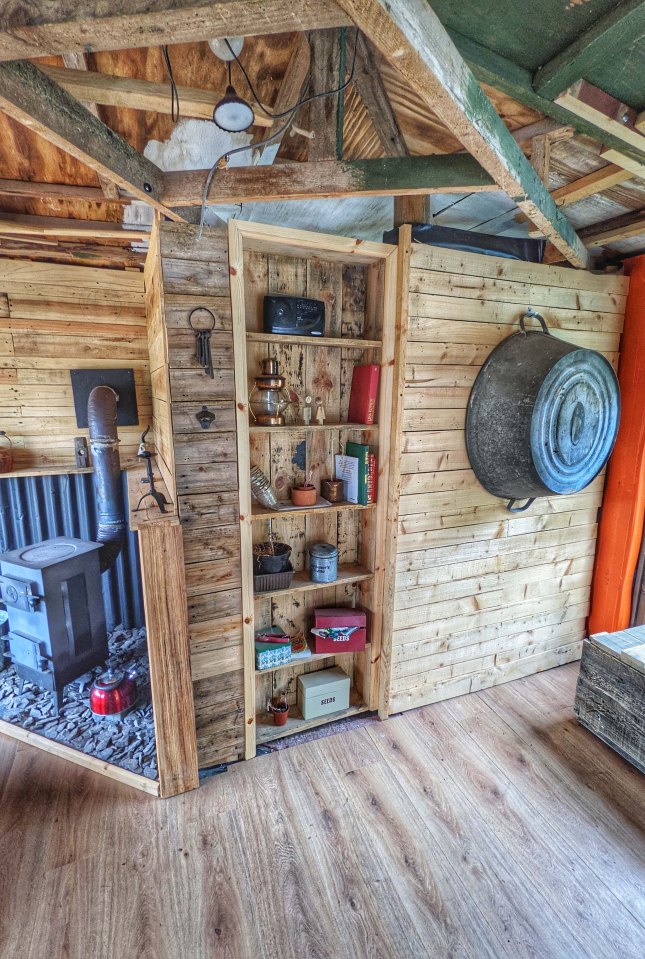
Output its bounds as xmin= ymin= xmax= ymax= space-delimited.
xmin=1 ymin=663 xmax=644 ymax=959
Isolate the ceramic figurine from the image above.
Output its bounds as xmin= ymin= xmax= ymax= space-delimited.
xmin=303 ymin=394 xmax=313 ymax=427
xmin=315 ymin=397 xmax=326 ymax=425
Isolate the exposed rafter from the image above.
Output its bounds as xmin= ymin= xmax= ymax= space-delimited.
xmin=533 ymin=0 xmax=645 ymax=100
xmin=0 ymin=60 xmax=182 ymax=221
xmin=514 ymin=163 xmax=634 ymax=226
xmin=161 ymin=155 xmax=496 ymax=207
xmin=448 ymin=29 xmax=645 ymax=171
xmin=61 ymin=53 xmax=120 ymax=200
xmin=545 ymin=208 xmax=645 ymax=261
xmin=0 ymin=1 xmax=351 ymax=61
xmin=352 ymin=31 xmax=408 ymax=157
xmin=555 ymin=80 xmax=645 ymax=155
xmin=251 ymin=33 xmax=310 ymax=163
xmin=40 ymin=64 xmax=273 ymax=128
xmin=334 ymin=0 xmax=589 ymax=267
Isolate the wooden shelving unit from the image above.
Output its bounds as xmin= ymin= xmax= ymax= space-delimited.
xmin=228 ymin=219 xmax=397 ymax=759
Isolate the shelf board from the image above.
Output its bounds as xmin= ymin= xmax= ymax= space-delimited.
xmin=251 ymin=502 xmax=376 ymax=521
xmin=256 ymin=687 xmax=369 ymax=744
xmin=249 ymin=422 xmax=378 ymax=434
xmin=255 ymin=641 xmax=371 ymax=676
xmin=246 ymin=332 xmax=381 ymax=349
xmin=254 ymin=564 xmax=372 ymax=600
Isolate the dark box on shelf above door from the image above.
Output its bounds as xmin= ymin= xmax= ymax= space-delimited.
xmin=312 ymin=607 xmax=367 ymax=654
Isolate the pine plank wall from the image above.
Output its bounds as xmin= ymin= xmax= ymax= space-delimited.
xmin=383 ymin=243 xmax=628 ymax=715
xmin=0 ymin=257 xmax=149 ymax=469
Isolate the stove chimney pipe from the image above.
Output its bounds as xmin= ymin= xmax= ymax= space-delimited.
xmin=87 ymin=385 xmax=125 ymax=573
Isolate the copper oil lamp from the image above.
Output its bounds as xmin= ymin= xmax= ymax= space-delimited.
xmin=249 ymin=357 xmax=295 ymax=426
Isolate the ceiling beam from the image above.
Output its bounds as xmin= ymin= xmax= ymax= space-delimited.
xmin=39 ymin=64 xmax=273 ymax=128
xmin=352 ymin=31 xmax=408 ymax=157
xmin=514 ymin=163 xmax=634 ymax=226
xmin=533 ymin=0 xmax=645 ymax=100
xmin=545 ymin=208 xmax=645 ymax=261
xmin=334 ymin=0 xmax=588 ymax=267
xmin=0 ymin=1 xmax=351 ymax=61
xmin=161 ymin=155 xmax=496 ymax=207
xmin=600 ymin=147 xmax=645 ymax=178
xmin=0 ymin=213 xmax=149 ymax=240
xmin=251 ymin=33 xmax=310 ymax=163
xmin=0 ymin=178 xmax=128 ymax=204
xmin=0 ymin=60 xmax=181 ymax=221
xmin=61 ymin=53 xmax=120 ymax=200
xmin=448 ymin=29 xmax=645 ymax=171
xmin=555 ymin=80 xmax=645 ymax=155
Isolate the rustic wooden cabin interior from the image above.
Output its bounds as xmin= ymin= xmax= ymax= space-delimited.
xmin=0 ymin=2 xmax=643 ymax=957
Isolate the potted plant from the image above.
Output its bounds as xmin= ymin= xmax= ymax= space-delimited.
xmin=267 ymin=679 xmax=294 ymax=726
xmin=253 ymin=532 xmax=292 ymax=575
xmin=291 ymin=468 xmax=317 ymax=507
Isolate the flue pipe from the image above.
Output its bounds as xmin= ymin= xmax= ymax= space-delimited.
xmin=87 ymin=385 xmax=125 ymax=573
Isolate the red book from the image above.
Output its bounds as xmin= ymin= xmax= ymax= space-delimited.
xmin=348 ymin=364 xmax=380 ymax=425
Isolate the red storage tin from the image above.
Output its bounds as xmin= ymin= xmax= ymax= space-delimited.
xmin=312 ymin=607 xmax=367 ymax=654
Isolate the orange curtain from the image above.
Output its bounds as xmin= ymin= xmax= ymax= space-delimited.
xmin=589 ymin=254 xmax=645 ymax=634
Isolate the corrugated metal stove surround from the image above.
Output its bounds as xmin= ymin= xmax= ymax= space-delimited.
xmin=0 ymin=471 xmax=144 ymax=631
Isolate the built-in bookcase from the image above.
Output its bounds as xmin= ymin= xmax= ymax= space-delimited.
xmin=228 ymin=220 xmax=397 ymax=759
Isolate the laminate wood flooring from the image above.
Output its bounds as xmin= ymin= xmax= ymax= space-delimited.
xmin=1 ymin=663 xmax=643 ymax=959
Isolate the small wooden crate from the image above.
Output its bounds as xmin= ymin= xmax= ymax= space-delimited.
xmin=575 ymin=627 xmax=645 ymax=773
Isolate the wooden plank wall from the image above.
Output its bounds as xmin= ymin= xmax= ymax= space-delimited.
xmin=156 ymin=223 xmax=243 ymax=769
xmin=0 ymin=257 xmax=149 ymax=469
xmin=386 ymin=244 xmax=628 ymax=715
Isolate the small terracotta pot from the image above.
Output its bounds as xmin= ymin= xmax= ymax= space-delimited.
xmin=271 ymin=705 xmax=289 ymax=726
xmin=291 ymin=484 xmax=317 ymax=507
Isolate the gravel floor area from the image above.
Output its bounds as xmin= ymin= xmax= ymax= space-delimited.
xmin=0 ymin=626 xmax=157 ymax=781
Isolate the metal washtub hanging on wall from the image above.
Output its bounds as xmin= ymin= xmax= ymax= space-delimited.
xmin=465 ymin=309 xmax=620 ymax=513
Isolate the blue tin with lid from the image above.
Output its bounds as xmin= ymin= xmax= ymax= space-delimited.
xmin=309 ymin=543 xmax=339 ymax=583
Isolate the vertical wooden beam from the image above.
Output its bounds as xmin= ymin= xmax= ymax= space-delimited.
xmin=352 ymin=30 xmax=407 ymax=156
xmin=309 ymin=29 xmax=342 ymax=161
xmin=252 ymin=33 xmax=311 ymax=163
xmin=379 ymin=223 xmax=411 ymax=718
xmin=138 ymin=522 xmax=199 ymax=797
xmin=393 ymin=194 xmax=431 ymax=226
xmin=227 ymin=219 xmax=256 ymax=761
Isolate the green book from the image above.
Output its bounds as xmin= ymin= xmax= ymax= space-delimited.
xmin=345 ymin=441 xmax=370 ymax=506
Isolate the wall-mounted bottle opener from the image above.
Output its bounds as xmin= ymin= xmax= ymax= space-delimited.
xmin=195 ymin=405 xmax=216 ymax=430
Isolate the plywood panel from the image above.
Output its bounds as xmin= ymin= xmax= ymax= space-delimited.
xmin=0 ymin=254 xmax=147 ymax=469
xmin=386 ymin=245 xmax=626 ymax=716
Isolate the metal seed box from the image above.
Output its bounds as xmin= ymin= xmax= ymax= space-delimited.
xmin=297 ymin=666 xmax=350 ymax=720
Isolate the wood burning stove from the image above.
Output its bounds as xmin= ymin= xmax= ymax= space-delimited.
xmin=0 ymin=537 xmax=107 ymax=713
xmin=0 ymin=385 xmax=126 ymax=713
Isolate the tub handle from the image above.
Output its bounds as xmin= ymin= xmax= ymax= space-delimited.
xmin=519 ymin=310 xmax=549 ymax=335
xmin=507 ymin=497 xmax=535 ymax=513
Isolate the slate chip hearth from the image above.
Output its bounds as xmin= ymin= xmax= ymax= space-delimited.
xmin=0 ymin=626 xmax=157 ymax=781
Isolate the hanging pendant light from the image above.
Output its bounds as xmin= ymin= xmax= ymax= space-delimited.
xmin=212 ymin=58 xmax=255 ymax=133
xmin=213 ymin=84 xmax=255 ymax=132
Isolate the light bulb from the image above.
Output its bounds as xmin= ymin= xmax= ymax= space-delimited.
xmin=212 ymin=85 xmax=255 ymax=132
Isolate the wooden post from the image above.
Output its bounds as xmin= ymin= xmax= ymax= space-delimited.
xmin=137 ymin=522 xmax=200 ymax=798
xmin=393 ymin=195 xmax=431 ymax=227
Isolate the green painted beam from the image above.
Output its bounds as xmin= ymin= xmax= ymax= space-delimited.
xmin=449 ymin=29 xmax=645 ymax=168
xmin=162 ymin=154 xmax=497 ymax=207
xmin=534 ymin=0 xmax=645 ymax=100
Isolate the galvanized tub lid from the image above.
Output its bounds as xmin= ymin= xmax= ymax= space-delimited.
xmin=530 ymin=350 xmax=620 ymax=494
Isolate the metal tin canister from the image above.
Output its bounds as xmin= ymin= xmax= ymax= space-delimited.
xmin=309 ymin=543 xmax=339 ymax=583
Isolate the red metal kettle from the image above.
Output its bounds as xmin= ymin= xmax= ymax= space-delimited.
xmin=90 ymin=666 xmax=138 ymax=720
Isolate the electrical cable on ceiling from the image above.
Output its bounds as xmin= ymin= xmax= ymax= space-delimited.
xmin=196 ymin=31 xmax=360 ymax=239
xmin=162 ymin=45 xmax=180 ymax=123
